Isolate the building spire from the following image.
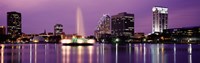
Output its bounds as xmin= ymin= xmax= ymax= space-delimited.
xmin=44 ymin=29 xmax=46 ymax=34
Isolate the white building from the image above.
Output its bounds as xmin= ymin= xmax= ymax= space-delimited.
xmin=152 ymin=6 xmax=168 ymax=33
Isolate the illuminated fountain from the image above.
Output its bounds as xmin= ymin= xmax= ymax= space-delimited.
xmin=61 ymin=7 xmax=95 ymax=45
xmin=76 ymin=7 xmax=85 ymax=37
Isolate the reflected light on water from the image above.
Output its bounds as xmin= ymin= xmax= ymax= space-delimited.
xmin=134 ymin=44 xmax=139 ymax=63
xmin=78 ymin=46 xmax=83 ymax=63
xmin=156 ymin=44 xmax=160 ymax=63
xmin=0 ymin=43 xmax=199 ymax=63
xmin=100 ymin=43 xmax=105 ymax=63
xmin=1 ymin=45 xmax=5 ymax=63
xmin=62 ymin=46 xmax=71 ymax=63
xmin=129 ymin=44 xmax=132 ymax=63
xmin=174 ymin=44 xmax=176 ymax=63
xmin=34 ymin=44 xmax=37 ymax=63
xmin=188 ymin=44 xmax=192 ymax=63
xmin=30 ymin=44 xmax=32 ymax=63
xmin=61 ymin=45 xmax=95 ymax=63
xmin=88 ymin=46 xmax=94 ymax=63
xmin=143 ymin=44 xmax=146 ymax=63
xmin=115 ymin=44 xmax=118 ymax=63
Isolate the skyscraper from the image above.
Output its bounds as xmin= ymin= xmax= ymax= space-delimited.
xmin=0 ymin=26 xmax=6 ymax=35
xmin=152 ymin=6 xmax=168 ymax=33
xmin=54 ymin=24 xmax=63 ymax=36
xmin=7 ymin=11 xmax=22 ymax=37
xmin=95 ymin=14 xmax=111 ymax=41
xmin=111 ymin=12 xmax=134 ymax=39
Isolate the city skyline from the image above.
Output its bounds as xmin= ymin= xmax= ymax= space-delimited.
xmin=0 ymin=0 xmax=200 ymax=36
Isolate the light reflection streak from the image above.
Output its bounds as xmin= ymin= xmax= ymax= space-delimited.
xmin=1 ymin=45 xmax=5 ymax=63
xmin=103 ymin=44 xmax=105 ymax=63
xmin=116 ymin=44 xmax=118 ymax=63
xmin=30 ymin=44 xmax=32 ymax=63
xmin=66 ymin=46 xmax=71 ymax=63
xmin=45 ymin=45 xmax=47 ymax=63
xmin=151 ymin=44 xmax=160 ymax=63
xmin=88 ymin=46 xmax=93 ymax=63
xmin=161 ymin=44 xmax=164 ymax=63
xmin=34 ymin=44 xmax=37 ymax=63
xmin=157 ymin=44 xmax=160 ymax=63
xmin=188 ymin=44 xmax=192 ymax=63
xmin=11 ymin=45 xmax=14 ymax=63
xmin=62 ymin=46 xmax=66 ymax=63
xmin=100 ymin=44 xmax=105 ymax=63
xmin=18 ymin=45 xmax=21 ymax=63
xmin=78 ymin=46 xmax=83 ymax=63
xmin=143 ymin=44 xmax=146 ymax=63
xmin=129 ymin=44 xmax=132 ymax=63
xmin=174 ymin=44 xmax=176 ymax=63
xmin=134 ymin=44 xmax=139 ymax=63
xmin=62 ymin=46 xmax=71 ymax=63
xmin=96 ymin=45 xmax=99 ymax=63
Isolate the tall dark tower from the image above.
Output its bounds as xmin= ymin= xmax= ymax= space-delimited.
xmin=111 ymin=12 xmax=134 ymax=42
xmin=7 ymin=11 xmax=22 ymax=37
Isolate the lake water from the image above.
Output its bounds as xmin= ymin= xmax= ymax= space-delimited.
xmin=0 ymin=43 xmax=200 ymax=63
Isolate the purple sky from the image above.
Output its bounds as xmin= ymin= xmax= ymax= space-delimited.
xmin=0 ymin=0 xmax=200 ymax=36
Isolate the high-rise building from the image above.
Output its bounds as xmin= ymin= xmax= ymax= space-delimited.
xmin=111 ymin=12 xmax=134 ymax=38
xmin=152 ymin=6 xmax=168 ymax=33
xmin=99 ymin=14 xmax=111 ymax=34
xmin=95 ymin=14 xmax=111 ymax=40
xmin=0 ymin=26 xmax=6 ymax=35
xmin=7 ymin=11 xmax=22 ymax=37
xmin=54 ymin=24 xmax=63 ymax=36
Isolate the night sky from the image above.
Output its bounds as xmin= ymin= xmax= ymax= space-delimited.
xmin=0 ymin=0 xmax=200 ymax=36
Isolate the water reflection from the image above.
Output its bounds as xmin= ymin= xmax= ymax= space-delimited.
xmin=174 ymin=44 xmax=176 ymax=63
xmin=61 ymin=45 xmax=96 ymax=63
xmin=1 ymin=45 xmax=4 ymax=63
xmin=0 ymin=43 xmax=199 ymax=63
xmin=188 ymin=44 xmax=192 ymax=63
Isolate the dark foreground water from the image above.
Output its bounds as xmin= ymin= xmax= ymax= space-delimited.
xmin=0 ymin=43 xmax=200 ymax=63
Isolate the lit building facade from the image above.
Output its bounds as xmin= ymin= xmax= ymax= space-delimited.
xmin=111 ymin=12 xmax=134 ymax=39
xmin=95 ymin=14 xmax=111 ymax=40
xmin=54 ymin=24 xmax=63 ymax=36
xmin=164 ymin=26 xmax=200 ymax=37
xmin=152 ymin=6 xmax=168 ymax=33
xmin=0 ymin=26 xmax=6 ymax=35
xmin=7 ymin=11 xmax=22 ymax=37
xmin=163 ymin=26 xmax=200 ymax=42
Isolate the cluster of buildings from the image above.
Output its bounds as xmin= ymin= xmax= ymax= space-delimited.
xmin=94 ymin=6 xmax=200 ymax=43
xmin=95 ymin=12 xmax=134 ymax=43
xmin=0 ymin=11 xmax=65 ymax=43
xmin=0 ymin=6 xmax=199 ymax=43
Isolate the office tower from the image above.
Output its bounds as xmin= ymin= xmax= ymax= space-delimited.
xmin=111 ymin=12 xmax=134 ymax=38
xmin=0 ymin=26 xmax=6 ymax=35
xmin=7 ymin=11 xmax=22 ymax=37
xmin=152 ymin=6 xmax=168 ymax=33
xmin=96 ymin=14 xmax=111 ymax=39
xmin=54 ymin=24 xmax=63 ymax=36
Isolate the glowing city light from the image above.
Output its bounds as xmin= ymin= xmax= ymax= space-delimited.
xmin=61 ymin=39 xmax=72 ymax=44
xmin=33 ymin=40 xmax=39 ymax=43
xmin=115 ymin=38 xmax=120 ymax=42
xmin=87 ymin=39 xmax=95 ymax=44
xmin=77 ymin=39 xmax=84 ymax=44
